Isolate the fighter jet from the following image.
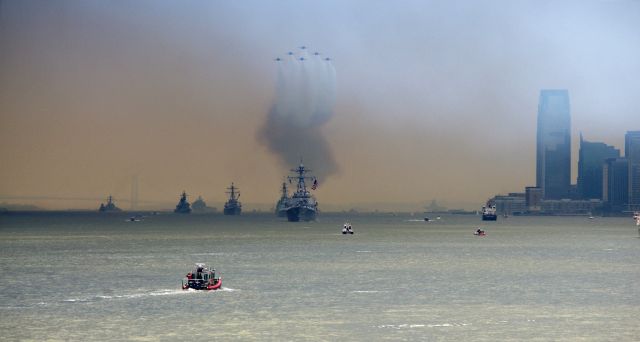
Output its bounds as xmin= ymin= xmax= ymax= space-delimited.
xmin=274 ymin=57 xmax=282 ymax=61
xmin=287 ymin=51 xmax=294 ymax=55
xmin=313 ymin=52 xmax=321 ymax=56
xmin=299 ymin=45 xmax=307 ymax=50
xmin=299 ymin=57 xmax=305 ymax=61
xmin=324 ymin=57 xmax=331 ymax=61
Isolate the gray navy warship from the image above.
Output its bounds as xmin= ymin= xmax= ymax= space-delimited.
xmin=174 ymin=191 xmax=192 ymax=214
xmin=285 ymin=163 xmax=318 ymax=222
xmin=223 ymin=183 xmax=242 ymax=215
xmin=98 ymin=195 xmax=122 ymax=212
xmin=275 ymin=182 xmax=289 ymax=217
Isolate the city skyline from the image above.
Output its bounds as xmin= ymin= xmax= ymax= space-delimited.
xmin=1 ymin=1 xmax=640 ymax=210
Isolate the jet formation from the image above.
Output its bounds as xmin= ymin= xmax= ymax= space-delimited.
xmin=274 ymin=45 xmax=332 ymax=62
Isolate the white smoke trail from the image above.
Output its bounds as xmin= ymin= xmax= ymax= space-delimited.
xmin=259 ymin=46 xmax=338 ymax=178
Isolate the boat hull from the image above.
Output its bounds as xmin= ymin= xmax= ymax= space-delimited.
xmin=482 ymin=214 xmax=497 ymax=221
xmin=286 ymin=206 xmax=317 ymax=222
xmin=182 ymin=277 xmax=222 ymax=291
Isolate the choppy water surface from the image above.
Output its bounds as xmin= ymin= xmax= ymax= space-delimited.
xmin=1 ymin=213 xmax=639 ymax=341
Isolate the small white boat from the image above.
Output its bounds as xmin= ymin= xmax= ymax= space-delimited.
xmin=634 ymin=212 xmax=640 ymax=226
xmin=126 ymin=216 xmax=142 ymax=222
xmin=342 ymin=223 xmax=354 ymax=234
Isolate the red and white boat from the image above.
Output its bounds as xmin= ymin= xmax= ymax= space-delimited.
xmin=474 ymin=229 xmax=486 ymax=236
xmin=182 ymin=263 xmax=222 ymax=291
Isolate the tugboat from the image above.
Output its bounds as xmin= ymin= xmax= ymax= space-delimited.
xmin=275 ymin=182 xmax=289 ymax=217
xmin=174 ymin=191 xmax=192 ymax=214
xmin=181 ymin=263 xmax=222 ymax=291
xmin=223 ymin=183 xmax=242 ymax=215
xmin=481 ymin=204 xmax=497 ymax=221
xmin=285 ymin=162 xmax=318 ymax=222
xmin=98 ymin=195 xmax=122 ymax=212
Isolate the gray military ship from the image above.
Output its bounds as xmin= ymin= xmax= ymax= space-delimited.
xmin=174 ymin=191 xmax=192 ymax=214
xmin=223 ymin=183 xmax=242 ymax=215
xmin=192 ymin=196 xmax=216 ymax=213
xmin=98 ymin=195 xmax=122 ymax=212
xmin=275 ymin=182 xmax=289 ymax=217
xmin=285 ymin=163 xmax=318 ymax=222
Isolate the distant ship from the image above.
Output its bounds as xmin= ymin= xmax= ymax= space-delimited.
xmin=285 ymin=162 xmax=318 ymax=222
xmin=481 ymin=204 xmax=497 ymax=221
xmin=192 ymin=196 xmax=216 ymax=214
xmin=275 ymin=182 xmax=289 ymax=217
xmin=98 ymin=195 xmax=122 ymax=212
xmin=174 ymin=191 xmax=192 ymax=214
xmin=223 ymin=183 xmax=242 ymax=215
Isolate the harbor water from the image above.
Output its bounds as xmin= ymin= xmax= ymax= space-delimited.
xmin=1 ymin=213 xmax=639 ymax=341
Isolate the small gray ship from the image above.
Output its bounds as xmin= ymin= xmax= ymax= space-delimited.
xmin=223 ymin=183 xmax=242 ymax=215
xmin=285 ymin=162 xmax=318 ymax=222
xmin=275 ymin=182 xmax=289 ymax=217
xmin=98 ymin=195 xmax=122 ymax=212
xmin=191 ymin=196 xmax=216 ymax=213
xmin=174 ymin=191 xmax=192 ymax=214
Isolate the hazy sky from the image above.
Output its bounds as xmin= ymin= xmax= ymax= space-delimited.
xmin=1 ymin=0 xmax=639 ymax=210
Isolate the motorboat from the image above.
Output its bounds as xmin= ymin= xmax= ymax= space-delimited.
xmin=182 ymin=263 xmax=222 ymax=291
xmin=342 ymin=223 xmax=353 ymax=234
xmin=474 ymin=228 xmax=486 ymax=236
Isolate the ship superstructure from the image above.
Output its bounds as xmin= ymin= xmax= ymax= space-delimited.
xmin=285 ymin=162 xmax=318 ymax=222
xmin=223 ymin=183 xmax=242 ymax=215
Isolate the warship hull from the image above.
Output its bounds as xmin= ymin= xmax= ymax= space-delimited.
xmin=286 ymin=205 xmax=316 ymax=222
xmin=223 ymin=206 xmax=241 ymax=215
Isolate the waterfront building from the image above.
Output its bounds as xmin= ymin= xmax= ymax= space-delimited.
xmin=603 ymin=158 xmax=629 ymax=213
xmin=525 ymin=187 xmax=543 ymax=212
xmin=626 ymin=131 xmax=640 ymax=211
xmin=536 ymin=90 xmax=571 ymax=199
xmin=540 ymin=199 xmax=602 ymax=215
xmin=488 ymin=193 xmax=526 ymax=215
xmin=577 ymin=135 xmax=620 ymax=200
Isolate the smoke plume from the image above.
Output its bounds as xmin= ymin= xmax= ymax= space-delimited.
xmin=259 ymin=47 xmax=337 ymax=179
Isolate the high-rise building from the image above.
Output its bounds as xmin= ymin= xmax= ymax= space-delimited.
xmin=577 ymin=134 xmax=620 ymax=200
xmin=626 ymin=131 xmax=640 ymax=211
xmin=536 ymin=89 xmax=571 ymax=199
xmin=603 ymin=158 xmax=629 ymax=213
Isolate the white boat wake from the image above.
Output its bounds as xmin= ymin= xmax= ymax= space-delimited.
xmin=63 ymin=287 xmax=237 ymax=303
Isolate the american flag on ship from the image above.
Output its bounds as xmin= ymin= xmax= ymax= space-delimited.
xmin=311 ymin=178 xmax=318 ymax=190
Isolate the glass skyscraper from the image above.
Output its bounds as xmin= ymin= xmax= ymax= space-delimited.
xmin=626 ymin=131 xmax=640 ymax=210
xmin=603 ymin=158 xmax=629 ymax=213
xmin=536 ymin=89 xmax=571 ymax=199
xmin=577 ymin=134 xmax=620 ymax=200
